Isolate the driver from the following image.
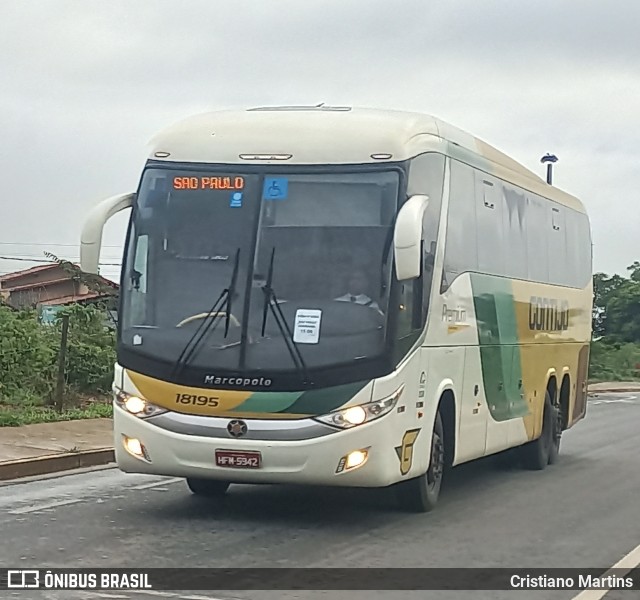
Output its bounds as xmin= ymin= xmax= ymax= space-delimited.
xmin=334 ymin=269 xmax=381 ymax=312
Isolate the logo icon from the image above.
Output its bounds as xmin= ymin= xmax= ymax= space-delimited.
xmin=227 ymin=420 xmax=248 ymax=438
xmin=395 ymin=429 xmax=421 ymax=476
xmin=7 ymin=570 xmax=40 ymax=588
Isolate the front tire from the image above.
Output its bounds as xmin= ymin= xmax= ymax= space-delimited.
xmin=396 ymin=412 xmax=445 ymax=513
xmin=186 ymin=478 xmax=230 ymax=497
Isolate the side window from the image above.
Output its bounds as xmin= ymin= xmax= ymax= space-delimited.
xmin=526 ymin=195 xmax=549 ymax=283
xmin=443 ymin=160 xmax=477 ymax=286
xmin=548 ymin=206 xmax=567 ymax=285
xmin=394 ymin=276 xmax=422 ymax=363
xmin=564 ymin=210 xmax=580 ymax=287
xmin=502 ymin=185 xmax=528 ymax=279
xmin=422 ymin=240 xmax=436 ymax=323
xmin=130 ymin=235 xmax=149 ymax=324
xmin=407 ymin=152 xmax=445 ymax=317
xmin=475 ymin=173 xmax=505 ymax=276
xmin=564 ymin=210 xmax=592 ymax=288
xmin=578 ymin=212 xmax=593 ymax=286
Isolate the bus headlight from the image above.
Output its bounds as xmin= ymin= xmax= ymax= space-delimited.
xmin=314 ymin=385 xmax=404 ymax=429
xmin=113 ymin=386 xmax=167 ymax=418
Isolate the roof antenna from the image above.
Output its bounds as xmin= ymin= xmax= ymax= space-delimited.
xmin=316 ymin=102 xmax=325 ymax=108
xmin=540 ymin=153 xmax=558 ymax=185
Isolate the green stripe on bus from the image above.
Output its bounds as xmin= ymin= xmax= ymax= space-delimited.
xmin=229 ymin=391 xmax=304 ymax=414
xmin=286 ymin=381 xmax=370 ymax=415
xmin=471 ymin=274 xmax=528 ymax=421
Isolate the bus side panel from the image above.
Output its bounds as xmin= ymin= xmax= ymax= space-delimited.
xmin=512 ymin=278 xmax=592 ymax=442
xmin=421 ymin=346 xmax=465 ymax=467
xmin=453 ymin=345 xmax=489 ymax=465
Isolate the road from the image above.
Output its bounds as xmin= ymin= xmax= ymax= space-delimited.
xmin=1 ymin=393 xmax=639 ymax=600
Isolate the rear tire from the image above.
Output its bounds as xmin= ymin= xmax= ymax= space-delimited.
xmin=396 ymin=412 xmax=445 ymax=513
xmin=519 ymin=391 xmax=560 ymax=470
xmin=186 ymin=478 xmax=230 ymax=497
xmin=547 ymin=397 xmax=562 ymax=465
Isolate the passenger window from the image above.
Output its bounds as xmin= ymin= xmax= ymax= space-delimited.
xmin=475 ymin=174 xmax=505 ymax=276
xmin=548 ymin=206 xmax=566 ymax=285
xmin=525 ymin=195 xmax=549 ymax=283
xmin=502 ymin=185 xmax=528 ymax=280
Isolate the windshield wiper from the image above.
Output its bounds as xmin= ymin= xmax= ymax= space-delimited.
xmin=171 ymin=248 xmax=241 ymax=379
xmin=260 ymin=248 xmax=312 ymax=385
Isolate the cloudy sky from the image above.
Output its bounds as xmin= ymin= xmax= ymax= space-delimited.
xmin=0 ymin=0 xmax=637 ymax=282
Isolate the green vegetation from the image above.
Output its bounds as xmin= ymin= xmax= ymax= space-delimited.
xmin=0 ymin=402 xmax=112 ymax=427
xmin=590 ymin=261 xmax=640 ymax=382
xmin=0 ymin=303 xmax=115 ymax=426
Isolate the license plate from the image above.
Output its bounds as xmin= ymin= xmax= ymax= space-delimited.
xmin=215 ymin=450 xmax=262 ymax=469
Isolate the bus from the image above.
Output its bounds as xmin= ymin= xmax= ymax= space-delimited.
xmin=80 ymin=106 xmax=593 ymax=512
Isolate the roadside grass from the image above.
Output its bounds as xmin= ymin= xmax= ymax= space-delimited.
xmin=0 ymin=393 xmax=112 ymax=427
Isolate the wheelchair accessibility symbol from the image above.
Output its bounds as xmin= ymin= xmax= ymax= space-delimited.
xmin=262 ymin=177 xmax=288 ymax=200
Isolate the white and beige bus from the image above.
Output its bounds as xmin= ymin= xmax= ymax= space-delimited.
xmin=80 ymin=106 xmax=593 ymax=511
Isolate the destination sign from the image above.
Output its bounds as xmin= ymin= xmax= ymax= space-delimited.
xmin=173 ymin=176 xmax=245 ymax=190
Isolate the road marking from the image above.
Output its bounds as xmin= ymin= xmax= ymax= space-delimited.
xmin=179 ymin=595 xmax=233 ymax=600
xmin=132 ymin=478 xmax=183 ymax=490
xmin=591 ymin=395 xmax=638 ymax=405
xmin=571 ymin=541 xmax=640 ymax=600
xmin=76 ymin=592 xmax=231 ymax=600
xmin=8 ymin=498 xmax=82 ymax=515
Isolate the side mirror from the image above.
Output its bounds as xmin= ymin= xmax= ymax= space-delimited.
xmin=393 ymin=194 xmax=429 ymax=280
xmin=80 ymin=193 xmax=135 ymax=274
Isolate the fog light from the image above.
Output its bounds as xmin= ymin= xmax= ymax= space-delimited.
xmin=346 ymin=449 xmax=367 ymax=469
xmin=123 ymin=436 xmax=149 ymax=460
xmin=336 ymin=448 xmax=369 ymax=473
xmin=124 ymin=396 xmax=146 ymax=415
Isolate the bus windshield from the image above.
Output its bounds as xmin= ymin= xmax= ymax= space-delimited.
xmin=120 ymin=167 xmax=401 ymax=382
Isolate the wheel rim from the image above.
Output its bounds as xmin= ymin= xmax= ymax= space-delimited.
xmin=427 ymin=431 xmax=444 ymax=489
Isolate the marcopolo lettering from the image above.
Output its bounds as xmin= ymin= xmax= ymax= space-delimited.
xmin=204 ymin=375 xmax=272 ymax=387
xmin=528 ymin=296 xmax=570 ymax=331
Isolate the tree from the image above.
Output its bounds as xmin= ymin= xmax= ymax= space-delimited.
xmin=604 ymin=280 xmax=640 ymax=343
xmin=628 ymin=261 xmax=640 ymax=282
xmin=592 ymin=272 xmax=626 ymax=338
xmin=593 ymin=263 xmax=640 ymax=344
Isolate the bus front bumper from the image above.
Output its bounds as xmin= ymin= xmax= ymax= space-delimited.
xmin=113 ymin=405 xmax=408 ymax=488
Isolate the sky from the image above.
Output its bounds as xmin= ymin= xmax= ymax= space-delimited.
xmin=0 ymin=0 xmax=638 ymax=283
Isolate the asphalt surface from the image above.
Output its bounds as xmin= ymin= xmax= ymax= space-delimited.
xmin=0 ymin=393 xmax=639 ymax=600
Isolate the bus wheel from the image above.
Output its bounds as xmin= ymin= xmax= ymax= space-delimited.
xmin=520 ymin=391 xmax=559 ymax=470
xmin=396 ymin=412 xmax=445 ymax=512
xmin=186 ymin=478 xmax=230 ymax=497
xmin=547 ymin=397 xmax=563 ymax=465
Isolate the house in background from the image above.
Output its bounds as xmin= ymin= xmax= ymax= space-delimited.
xmin=0 ymin=263 xmax=118 ymax=323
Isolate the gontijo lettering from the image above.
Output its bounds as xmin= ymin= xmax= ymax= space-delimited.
xmin=173 ymin=176 xmax=245 ymax=190
xmin=528 ymin=296 xmax=570 ymax=332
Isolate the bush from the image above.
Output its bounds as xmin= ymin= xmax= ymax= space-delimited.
xmin=589 ymin=339 xmax=640 ymax=382
xmin=55 ymin=303 xmax=116 ymax=393
xmin=0 ymin=306 xmax=57 ymax=402
xmin=0 ymin=303 xmax=116 ymax=412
